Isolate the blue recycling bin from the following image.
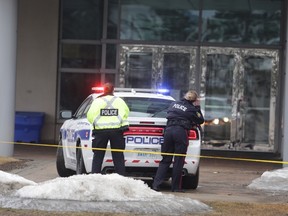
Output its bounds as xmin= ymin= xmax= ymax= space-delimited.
xmin=14 ymin=112 xmax=45 ymax=143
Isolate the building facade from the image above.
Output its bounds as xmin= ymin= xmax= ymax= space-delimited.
xmin=3 ymin=0 xmax=287 ymax=156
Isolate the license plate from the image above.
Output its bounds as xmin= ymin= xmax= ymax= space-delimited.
xmin=136 ymin=148 xmax=159 ymax=158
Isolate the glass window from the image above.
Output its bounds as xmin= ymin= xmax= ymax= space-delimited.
xmin=105 ymin=73 xmax=116 ymax=84
xmin=162 ymin=53 xmax=191 ymax=97
xmin=203 ymin=54 xmax=234 ymax=142
xmin=201 ymin=0 xmax=282 ymax=44
xmin=62 ymin=0 xmax=103 ymax=40
xmin=61 ymin=44 xmax=102 ymax=69
xmin=243 ymin=56 xmax=272 ymax=143
xmin=106 ymin=44 xmax=117 ymax=69
xmin=125 ymin=52 xmax=152 ymax=88
xmin=107 ymin=0 xmax=119 ymax=39
xmin=73 ymin=96 xmax=93 ymax=119
xmin=60 ymin=73 xmax=101 ymax=114
xmin=122 ymin=97 xmax=174 ymax=118
xmin=120 ymin=0 xmax=200 ymax=41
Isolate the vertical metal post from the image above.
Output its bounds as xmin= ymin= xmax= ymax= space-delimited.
xmin=283 ymin=1 xmax=288 ymax=167
xmin=0 ymin=0 xmax=17 ymax=156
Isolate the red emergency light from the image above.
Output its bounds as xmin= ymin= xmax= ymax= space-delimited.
xmin=91 ymin=86 xmax=104 ymax=92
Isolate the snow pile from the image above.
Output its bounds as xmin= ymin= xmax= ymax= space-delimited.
xmin=15 ymin=173 xmax=161 ymax=201
xmin=248 ymin=167 xmax=288 ymax=192
xmin=0 ymin=171 xmax=211 ymax=215
xmin=0 ymin=171 xmax=36 ymax=195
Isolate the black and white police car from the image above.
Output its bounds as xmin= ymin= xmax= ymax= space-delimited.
xmin=56 ymin=88 xmax=202 ymax=189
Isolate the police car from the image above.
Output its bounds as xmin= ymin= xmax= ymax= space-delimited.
xmin=56 ymin=88 xmax=202 ymax=189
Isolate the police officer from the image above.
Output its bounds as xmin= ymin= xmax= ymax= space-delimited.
xmin=87 ymin=83 xmax=130 ymax=175
xmin=152 ymin=90 xmax=204 ymax=192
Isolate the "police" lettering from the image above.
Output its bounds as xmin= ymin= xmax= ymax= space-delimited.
xmin=125 ymin=136 xmax=164 ymax=145
xmin=100 ymin=109 xmax=118 ymax=116
xmin=172 ymin=104 xmax=187 ymax=111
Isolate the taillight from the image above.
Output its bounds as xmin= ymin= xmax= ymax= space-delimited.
xmin=188 ymin=129 xmax=198 ymax=140
xmin=124 ymin=127 xmax=164 ymax=136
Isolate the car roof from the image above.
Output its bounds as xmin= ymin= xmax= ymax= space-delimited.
xmin=90 ymin=88 xmax=175 ymax=101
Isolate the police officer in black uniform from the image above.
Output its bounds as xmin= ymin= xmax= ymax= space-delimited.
xmin=152 ymin=90 xmax=204 ymax=192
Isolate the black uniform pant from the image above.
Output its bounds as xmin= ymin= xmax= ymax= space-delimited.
xmin=91 ymin=129 xmax=126 ymax=175
xmin=153 ymin=125 xmax=189 ymax=191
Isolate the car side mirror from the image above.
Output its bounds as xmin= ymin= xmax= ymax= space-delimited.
xmin=60 ymin=110 xmax=72 ymax=119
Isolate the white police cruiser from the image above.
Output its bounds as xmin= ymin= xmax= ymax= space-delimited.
xmin=56 ymin=88 xmax=202 ymax=189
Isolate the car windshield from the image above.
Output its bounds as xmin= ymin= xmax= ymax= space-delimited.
xmin=122 ymin=97 xmax=173 ymax=118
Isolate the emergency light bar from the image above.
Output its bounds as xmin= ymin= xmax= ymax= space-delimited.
xmin=91 ymin=86 xmax=104 ymax=92
xmin=91 ymin=86 xmax=170 ymax=95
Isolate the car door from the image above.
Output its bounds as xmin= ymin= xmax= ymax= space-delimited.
xmin=65 ymin=96 xmax=94 ymax=164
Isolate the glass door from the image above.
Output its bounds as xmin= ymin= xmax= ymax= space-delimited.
xmin=119 ymin=45 xmax=197 ymax=100
xmin=201 ymin=47 xmax=279 ymax=152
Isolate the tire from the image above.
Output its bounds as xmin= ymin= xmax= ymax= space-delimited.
xmin=76 ymin=146 xmax=87 ymax=175
xmin=182 ymin=167 xmax=199 ymax=190
xmin=56 ymin=140 xmax=75 ymax=177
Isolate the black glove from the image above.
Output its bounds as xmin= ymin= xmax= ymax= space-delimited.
xmin=92 ymin=129 xmax=97 ymax=137
xmin=120 ymin=125 xmax=129 ymax=132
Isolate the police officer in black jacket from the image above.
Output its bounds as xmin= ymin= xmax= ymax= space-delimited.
xmin=152 ymin=90 xmax=204 ymax=192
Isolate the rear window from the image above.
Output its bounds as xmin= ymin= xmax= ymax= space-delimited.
xmin=122 ymin=97 xmax=173 ymax=118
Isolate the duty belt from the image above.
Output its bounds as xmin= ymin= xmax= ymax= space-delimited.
xmin=167 ymin=119 xmax=191 ymax=129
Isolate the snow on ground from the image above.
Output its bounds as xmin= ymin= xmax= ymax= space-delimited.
xmin=16 ymin=174 xmax=161 ymax=201
xmin=248 ymin=167 xmax=288 ymax=192
xmin=0 ymin=171 xmax=211 ymax=215
xmin=1 ymin=167 xmax=288 ymax=214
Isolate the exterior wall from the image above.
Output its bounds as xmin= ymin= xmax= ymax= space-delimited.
xmin=16 ymin=0 xmax=59 ymax=143
xmin=0 ymin=0 xmax=17 ymax=156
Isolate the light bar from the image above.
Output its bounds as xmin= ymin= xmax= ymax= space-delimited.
xmin=114 ymin=88 xmax=170 ymax=95
xmin=91 ymin=86 xmax=104 ymax=92
xmin=92 ymin=86 xmax=170 ymax=95
xmin=157 ymin=89 xmax=169 ymax=94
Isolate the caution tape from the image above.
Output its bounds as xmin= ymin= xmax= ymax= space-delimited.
xmin=1 ymin=140 xmax=288 ymax=165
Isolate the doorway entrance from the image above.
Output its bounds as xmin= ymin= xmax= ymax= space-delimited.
xmin=119 ymin=45 xmax=279 ymax=152
xmin=200 ymin=47 xmax=279 ymax=152
xmin=119 ymin=45 xmax=197 ymax=100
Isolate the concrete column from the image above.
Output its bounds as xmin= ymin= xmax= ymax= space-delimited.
xmin=0 ymin=0 xmax=18 ymax=156
xmin=283 ymin=3 xmax=288 ymax=167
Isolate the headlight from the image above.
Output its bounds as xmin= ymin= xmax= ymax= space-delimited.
xmin=223 ymin=117 xmax=230 ymax=123
xmin=212 ymin=118 xmax=220 ymax=125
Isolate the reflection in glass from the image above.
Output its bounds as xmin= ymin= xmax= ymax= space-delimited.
xmin=125 ymin=52 xmax=152 ymax=88
xmin=61 ymin=44 xmax=102 ymax=69
xmin=163 ymin=53 xmax=190 ymax=98
xmin=104 ymin=73 xmax=116 ymax=84
xmin=62 ymin=0 xmax=103 ymax=40
xmin=201 ymin=47 xmax=279 ymax=152
xmin=203 ymin=54 xmax=234 ymax=143
xmin=106 ymin=44 xmax=117 ymax=69
xmin=107 ymin=0 xmax=119 ymax=39
xmin=120 ymin=0 xmax=199 ymax=41
xmin=243 ymin=56 xmax=272 ymax=144
xmin=202 ymin=0 xmax=282 ymax=44
xmin=60 ymin=73 xmax=101 ymax=114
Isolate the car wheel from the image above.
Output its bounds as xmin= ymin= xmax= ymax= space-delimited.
xmin=76 ymin=146 xmax=87 ymax=175
xmin=56 ymin=139 xmax=75 ymax=177
xmin=182 ymin=167 xmax=199 ymax=190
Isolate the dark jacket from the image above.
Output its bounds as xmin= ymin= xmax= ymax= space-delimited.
xmin=166 ymin=98 xmax=204 ymax=129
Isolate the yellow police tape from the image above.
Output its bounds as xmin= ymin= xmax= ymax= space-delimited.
xmin=1 ymin=140 xmax=288 ymax=165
